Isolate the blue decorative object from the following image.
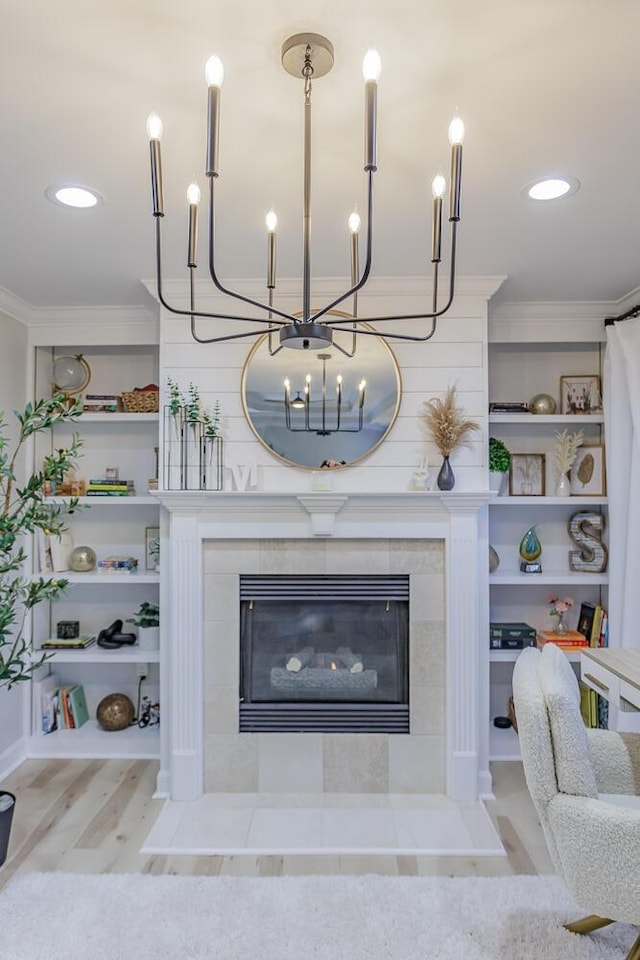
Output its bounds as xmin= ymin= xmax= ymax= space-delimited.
xmin=519 ymin=526 xmax=542 ymax=573
xmin=437 ymin=456 xmax=455 ymax=491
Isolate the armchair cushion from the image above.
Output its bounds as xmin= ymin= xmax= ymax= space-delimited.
xmin=548 ymin=792 xmax=640 ymax=924
xmin=538 ymin=642 xmax=598 ymax=798
xmin=589 ymin=728 xmax=640 ymax=795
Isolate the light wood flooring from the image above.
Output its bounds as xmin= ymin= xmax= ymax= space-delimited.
xmin=0 ymin=759 xmax=554 ymax=889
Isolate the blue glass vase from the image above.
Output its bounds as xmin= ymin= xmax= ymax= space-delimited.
xmin=519 ymin=526 xmax=542 ymax=563
xmin=437 ymin=455 xmax=455 ymax=491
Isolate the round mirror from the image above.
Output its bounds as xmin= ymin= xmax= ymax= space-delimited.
xmin=241 ymin=327 xmax=402 ymax=469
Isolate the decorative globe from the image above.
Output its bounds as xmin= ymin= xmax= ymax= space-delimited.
xmin=51 ymin=354 xmax=91 ymax=395
xmin=96 ymin=693 xmax=135 ymax=731
xmin=68 ymin=545 xmax=97 ymax=573
xmin=529 ymin=393 xmax=557 ymax=415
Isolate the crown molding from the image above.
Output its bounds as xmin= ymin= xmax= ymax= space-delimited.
xmin=142 ymin=274 xmax=508 ymax=306
xmin=0 ymin=285 xmax=34 ymax=325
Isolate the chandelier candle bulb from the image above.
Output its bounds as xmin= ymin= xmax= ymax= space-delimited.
xmin=431 ymin=174 xmax=446 ymax=262
xmin=187 ymin=182 xmax=200 ymax=268
xmin=205 ymin=55 xmax=223 ymax=178
xmin=146 ymin=112 xmax=164 ymax=217
xmin=266 ymin=210 xmax=277 ymax=289
xmin=448 ymin=116 xmax=464 ymax=222
xmin=363 ymin=50 xmax=381 ymax=171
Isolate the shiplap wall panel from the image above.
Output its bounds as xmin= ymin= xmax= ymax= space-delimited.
xmin=159 ymin=281 xmax=495 ymax=492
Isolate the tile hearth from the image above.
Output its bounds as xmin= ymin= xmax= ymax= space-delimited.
xmin=142 ymin=793 xmax=504 ymax=857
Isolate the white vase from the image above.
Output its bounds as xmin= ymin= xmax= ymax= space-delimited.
xmin=489 ymin=471 xmax=507 ymax=496
xmin=555 ymin=473 xmax=571 ymax=497
xmin=138 ymin=626 xmax=159 ymax=651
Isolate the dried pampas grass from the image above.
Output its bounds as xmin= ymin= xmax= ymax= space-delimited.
xmin=422 ymin=386 xmax=480 ymax=457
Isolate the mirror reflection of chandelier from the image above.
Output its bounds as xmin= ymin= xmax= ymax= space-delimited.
xmin=284 ymin=354 xmax=366 ymax=436
xmin=146 ymin=32 xmax=464 ymax=354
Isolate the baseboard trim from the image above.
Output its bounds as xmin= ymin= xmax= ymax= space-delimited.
xmin=0 ymin=738 xmax=26 ymax=782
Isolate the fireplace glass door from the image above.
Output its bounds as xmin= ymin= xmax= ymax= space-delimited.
xmin=239 ymin=575 xmax=409 ymax=732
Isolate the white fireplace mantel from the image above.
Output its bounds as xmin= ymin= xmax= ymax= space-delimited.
xmin=156 ymin=491 xmax=491 ymax=803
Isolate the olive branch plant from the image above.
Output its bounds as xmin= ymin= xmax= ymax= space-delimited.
xmin=0 ymin=395 xmax=83 ymax=689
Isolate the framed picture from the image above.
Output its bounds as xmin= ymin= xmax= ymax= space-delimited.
xmin=509 ymin=453 xmax=546 ymax=496
xmin=570 ymin=445 xmax=606 ymax=496
xmin=145 ymin=526 xmax=160 ymax=571
xmin=560 ymin=375 xmax=602 ymax=415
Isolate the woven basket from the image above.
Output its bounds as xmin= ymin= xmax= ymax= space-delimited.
xmin=121 ymin=390 xmax=159 ymax=413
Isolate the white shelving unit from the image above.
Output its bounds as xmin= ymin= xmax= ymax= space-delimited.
xmin=28 ymin=342 xmax=161 ymax=761
xmin=487 ymin=331 xmax=608 ymax=761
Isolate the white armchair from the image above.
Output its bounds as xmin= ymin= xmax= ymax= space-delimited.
xmin=512 ymin=643 xmax=640 ymax=959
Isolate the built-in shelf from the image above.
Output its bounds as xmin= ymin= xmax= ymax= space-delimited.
xmin=490 ymin=496 xmax=607 ymax=506
xmin=490 ymin=571 xmax=609 ymax=585
xmin=46 ymin=495 xmax=158 ymax=506
xmin=489 ymin=724 xmax=521 ymax=762
xmin=35 ymin=648 xmax=160 ymax=664
xmin=489 ymin=414 xmax=604 ymax=424
xmin=26 ymin=721 xmax=160 ymax=759
xmin=63 ymin=572 xmax=160 ymax=584
xmin=78 ymin=412 xmax=159 ymax=423
xmin=489 ymin=649 xmax=581 ymax=663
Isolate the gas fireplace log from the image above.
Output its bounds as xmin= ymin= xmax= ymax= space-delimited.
xmin=285 ymin=646 xmax=315 ymax=673
xmin=335 ymin=646 xmax=364 ymax=673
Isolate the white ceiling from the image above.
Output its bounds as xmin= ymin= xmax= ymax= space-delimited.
xmin=1 ymin=0 xmax=638 ymax=314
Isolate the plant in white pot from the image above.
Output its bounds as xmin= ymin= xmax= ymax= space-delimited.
xmin=488 ymin=437 xmax=511 ymax=496
xmin=127 ymin=601 xmax=159 ymax=650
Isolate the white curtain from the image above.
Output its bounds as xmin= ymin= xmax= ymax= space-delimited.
xmin=603 ymin=316 xmax=640 ymax=651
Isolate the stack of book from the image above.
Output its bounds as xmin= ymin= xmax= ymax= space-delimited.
xmin=537 ymin=630 xmax=589 ymax=652
xmin=488 ymin=401 xmax=530 ymax=413
xmin=41 ymin=634 xmax=96 ymax=650
xmin=96 ymin=555 xmax=138 ymax=574
xmin=86 ymin=478 xmax=135 ymax=497
xmin=39 ymin=679 xmax=90 ymax=733
xmin=490 ymin=622 xmax=537 ymax=650
xmin=82 ymin=393 xmax=119 ymax=413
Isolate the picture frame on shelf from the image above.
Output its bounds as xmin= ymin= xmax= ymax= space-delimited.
xmin=570 ymin=445 xmax=606 ymax=496
xmin=145 ymin=526 xmax=160 ymax=571
xmin=560 ymin=375 xmax=602 ymax=415
xmin=509 ymin=453 xmax=546 ymax=496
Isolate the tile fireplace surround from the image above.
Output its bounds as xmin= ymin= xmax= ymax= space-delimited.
xmin=158 ymin=491 xmax=490 ymax=803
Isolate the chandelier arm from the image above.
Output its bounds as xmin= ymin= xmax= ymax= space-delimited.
xmin=206 ymin=178 xmax=298 ymax=325
xmin=325 ymin=221 xmax=459 ymax=326
xmin=309 ymin=172 xmax=375 ymax=324
xmin=154 ymin=219 xmax=286 ymax=327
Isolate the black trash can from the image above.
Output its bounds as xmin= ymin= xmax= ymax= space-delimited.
xmin=0 ymin=791 xmax=15 ymax=867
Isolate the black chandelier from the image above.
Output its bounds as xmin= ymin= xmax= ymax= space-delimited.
xmin=147 ymin=32 xmax=464 ymax=354
xmin=284 ymin=353 xmax=366 ymax=436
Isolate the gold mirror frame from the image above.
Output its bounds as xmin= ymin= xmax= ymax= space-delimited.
xmin=241 ymin=321 xmax=402 ymax=470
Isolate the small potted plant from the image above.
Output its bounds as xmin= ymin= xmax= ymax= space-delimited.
xmin=488 ymin=437 xmax=511 ymax=496
xmin=126 ymin=601 xmax=160 ymax=651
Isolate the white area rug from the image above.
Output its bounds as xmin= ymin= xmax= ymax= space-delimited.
xmin=0 ymin=872 xmax=637 ymax=959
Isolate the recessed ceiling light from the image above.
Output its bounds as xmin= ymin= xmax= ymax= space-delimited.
xmin=522 ymin=176 xmax=580 ymax=202
xmin=45 ymin=184 xmax=104 ymax=208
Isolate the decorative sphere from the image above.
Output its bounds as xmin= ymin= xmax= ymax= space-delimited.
xmin=68 ymin=545 xmax=97 ymax=573
xmin=529 ymin=393 xmax=557 ymax=415
xmin=51 ymin=354 xmax=91 ymax=395
xmin=489 ymin=545 xmax=500 ymax=573
xmin=96 ymin=693 xmax=135 ymax=731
